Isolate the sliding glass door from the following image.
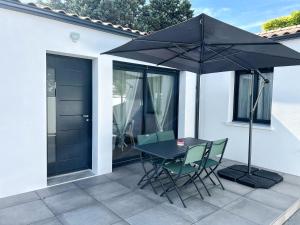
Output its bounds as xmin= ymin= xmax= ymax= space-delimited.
xmin=145 ymin=72 xmax=177 ymax=133
xmin=112 ymin=62 xmax=179 ymax=165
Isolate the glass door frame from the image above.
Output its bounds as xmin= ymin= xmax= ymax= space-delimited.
xmin=112 ymin=61 xmax=180 ymax=166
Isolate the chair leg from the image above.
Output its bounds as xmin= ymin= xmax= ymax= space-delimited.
xmin=157 ymin=170 xmax=173 ymax=204
xmin=210 ymin=168 xmax=225 ymax=190
xmin=188 ymin=174 xmax=204 ymax=200
xmin=164 ymin=169 xmax=186 ymax=208
xmin=205 ymin=168 xmax=216 ymax=185
xmin=137 ymin=168 xmax=155 ymax=185
xmin=196 ymin=173 xmax=211 ymax=197
xmin=138 ymin=156 xmax=158 ymax=194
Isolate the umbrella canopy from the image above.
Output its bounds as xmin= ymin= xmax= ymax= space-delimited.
xmin=104 ymin=14 xmax=300 ymax=74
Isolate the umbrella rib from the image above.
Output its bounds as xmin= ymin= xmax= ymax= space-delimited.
xmin=203 ymin=49 xmax=246 ymax=63
xmin=167 ymin=48 xmax=201 ymax=63
xmin=104 ymin=46 xmax=182 ymax=54
xmin=205 ymin=46 xmax=250 ymax=70
xmin=157 ymin=45 xmax=201 ymax=66
xmin=134 ymin=39 xmax=202 ymax=46
xmin=202 ymin=45 xmax=234 ymax=63
xmin=206 ymin=42 xmax=280 ymax=46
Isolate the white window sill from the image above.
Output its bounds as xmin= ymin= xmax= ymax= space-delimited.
xmin=224 ymin=121 xmax=274 ymax=131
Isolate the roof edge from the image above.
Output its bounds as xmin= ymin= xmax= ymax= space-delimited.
xmin=270 ymin=32 xmax=300 ymax=41
xmin=0 ymin=0 xmax=142 ymax=38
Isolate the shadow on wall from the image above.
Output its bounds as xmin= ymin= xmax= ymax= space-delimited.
xmin=268 ymin=103 xmax=300 ymax=174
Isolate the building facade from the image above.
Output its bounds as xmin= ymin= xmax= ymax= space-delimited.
xmin=0 ymin=0 xmax=300 ymax=198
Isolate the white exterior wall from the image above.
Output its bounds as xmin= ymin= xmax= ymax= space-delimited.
xmin=199 ymin=38 xmax=300 ymax=176
xmin=0 ymin=8 xmax=194 ymax=198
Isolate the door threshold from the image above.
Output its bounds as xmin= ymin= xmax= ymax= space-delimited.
xmin=47 ymin=169 xmax=94 ymax=186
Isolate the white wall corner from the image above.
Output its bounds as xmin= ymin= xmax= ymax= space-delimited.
xmin=95 ymin=55 xmax=113 ymax=175
xmin=178 ymin=71 xmax=196 ymax=138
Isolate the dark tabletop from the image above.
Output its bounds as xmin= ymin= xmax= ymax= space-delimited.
xmin=134 ymin=138 xmax=209 ymax=160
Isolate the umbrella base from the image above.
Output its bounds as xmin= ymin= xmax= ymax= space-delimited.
xmin=218 ymin=164 xmax=283 ymax=189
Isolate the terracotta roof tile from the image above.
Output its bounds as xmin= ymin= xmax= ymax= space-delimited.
xmin=258 ymin=25 xmax=300 ymax=39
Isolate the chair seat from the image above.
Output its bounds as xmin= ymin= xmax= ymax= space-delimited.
xmin=163 ymin=161 xmax=197 ymax=175
xmin=195 ymin=158 xmax=218 ymax=168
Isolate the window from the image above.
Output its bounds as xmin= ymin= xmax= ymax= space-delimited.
xmin=233 ymin=68 xmax=273 ymax=124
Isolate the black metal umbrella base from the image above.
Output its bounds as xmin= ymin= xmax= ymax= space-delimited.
xmin=218 ymin=165 xmax=283 ymax=189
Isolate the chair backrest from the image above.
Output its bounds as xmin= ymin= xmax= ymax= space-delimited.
xmin=137 ymin=133 xmax=158 ymax=145
xmin=208 ymin=138 xmax=228 ymax=160
xmin=184 ymin=143 xmax=207 ymax=165
xmin=157 ymin=130 xmax=175 ymax=142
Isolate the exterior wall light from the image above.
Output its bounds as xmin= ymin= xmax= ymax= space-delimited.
xmin=70 ymin=32 xmax=80 ymax=43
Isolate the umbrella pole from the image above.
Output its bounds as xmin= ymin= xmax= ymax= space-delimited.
xmin=248 ymin=70 xmax=270 ymax=174
xmin=248 ymin=71 xmax=255 ymax=175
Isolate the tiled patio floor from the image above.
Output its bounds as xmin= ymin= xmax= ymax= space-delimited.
xmin=1 ymin=159 xmax=300 ymax=225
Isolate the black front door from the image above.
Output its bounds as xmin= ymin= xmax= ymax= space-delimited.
xmin=47 ymin=54 xmax=92 ymax=176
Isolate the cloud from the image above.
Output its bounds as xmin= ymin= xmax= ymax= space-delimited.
xmin=192 ymin=7 xmax=231 ymax=17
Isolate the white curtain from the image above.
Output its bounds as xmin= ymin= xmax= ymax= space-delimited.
xmin=147 ymin=74 xmax=174 ymax=131
xmin=113 ymin=70 xmax=140 ymax=137
xmin=238 ymin=74 xmax=251 ymax=118
xmin=257 ymin=72 xmax=273 ymax=121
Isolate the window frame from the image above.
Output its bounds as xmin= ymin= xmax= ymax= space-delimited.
xmin=233 ymin=68 xmax=274 ymax=125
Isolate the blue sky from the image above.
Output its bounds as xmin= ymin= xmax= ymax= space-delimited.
xmin=191 ymin=0 xmax=300 ymax=33
xmin=22 ymin=0 xmax=300 ymax=33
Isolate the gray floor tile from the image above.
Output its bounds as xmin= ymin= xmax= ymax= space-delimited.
xmin=272 ymin=182 xmax=300 ymax=198
xmin=102 ymin=192 xmax=158 ymax=219
xmin=58 ymin=203 xmax=121 ymax=225
xmin=194 ymin=209 xmax=258 ymax=225
xmin=224 ymin=197 xmax=282 ymax=225
xmin=201 ymin=188 xmax=241 ymax=208
xmin=73 ymin=175 xmax=111 ymax=189
xmin=134 ymin=188 xmax=167 ymax=203
xmin=105 ymin=167 xmax=137 ymax=180
xmin=245 ymin=189 xmax=298 ymax=210
xmin=112 ymin=221 xmax=130 ymax=225
xmin=220 ymin=159 xmax=244 ymax=168
xmin=126 ymin=204 xmax=192 ymax=225
xmin=282 ymin=173 xmax=300 ymax=187
xmin=30 ymin=217 xmax=62 ymax=225
xmin=37 ymin=183 xmax=79 ymax=199
xmin=219 ymin=178 xmax=254 ymax=195
xmin=122 ymin=163 xmax=144 ymax=175
xmin=86 ymin=181 xmax=131 ymax=201
xmin=0 ymin=191 xmax=40 ymax=210
xmin=160 ymin=196 xmax=218 ymax=223
xmin=0 ymin=200 xmax=53 ymax=225
xmin=115 ymin=174 xmax=143 ymax=190
xmin=285 ymin=209 xmax=300 ymax=225
xmin=43 ymin=189 xmax=96 ymax=215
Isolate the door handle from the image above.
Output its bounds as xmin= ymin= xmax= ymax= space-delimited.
xmin=82 ymin=114 xmax=89 ymax=118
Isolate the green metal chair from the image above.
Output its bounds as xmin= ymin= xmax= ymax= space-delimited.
xmin=136 ymin=133 xmax=162 ymax=194
xmin=196 ymin=138 xmax=228 ymax=190
xmin=156 ymin=130 xmax=175 ymax=142
xmin=137 ymin=133 xmax=158 ymax=145
xmin=161 ymin=142 xmax=210 ymax=208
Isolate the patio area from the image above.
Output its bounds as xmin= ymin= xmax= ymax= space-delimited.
xmin=0 ymin=159 xmax=300 ymax=225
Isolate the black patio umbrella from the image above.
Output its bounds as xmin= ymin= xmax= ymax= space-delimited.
xmin=104 ymin=14 xmax=300 ymax=188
